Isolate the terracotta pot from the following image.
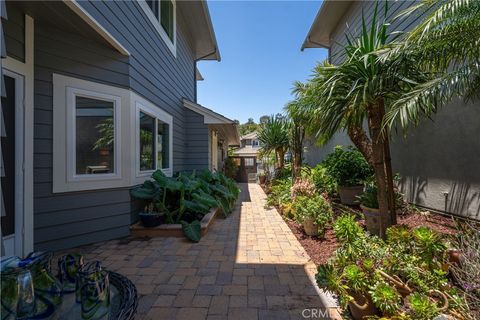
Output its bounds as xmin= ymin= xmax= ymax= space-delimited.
xmin=259 ymin=175 xmax=266 ymax=185
xmin=348 ymin=292 xmax=380 ymax=320
xmin=338 ymin=185 xmax=363 ymax=205
xmin=303 ymin=218 xmax=319 ymax=236
xmin=360 ymin=205 xmax=382 ymax=237
xmin=448 ymin=249 xmax=461 ymax=265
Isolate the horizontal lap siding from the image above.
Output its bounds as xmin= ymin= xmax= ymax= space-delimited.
xmin=4 ymin=0 xmax=200 ymax=250
xmin=4 ymin=2 xmax=24 ymax=62
xmin=31 ymin=17 xmax=132 ymax=250
xmin=79 ymin=0 xmax=197 ymax=172
xmin=185 ymin=109 xmax=209 ymax=170
xmin=326 ymin=1 xmax=480 ymax=219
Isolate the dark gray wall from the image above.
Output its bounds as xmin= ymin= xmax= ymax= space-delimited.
xmin=4 ymin=1 xmax=207 ymax=250
xmin=185 ymin=108 xmax=209 ymax=171
xmin=309 ymin=0 xmax=480 ymax=219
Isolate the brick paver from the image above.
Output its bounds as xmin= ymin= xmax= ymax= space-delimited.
xmin=64 ymin=183 xmax=340 ymax=319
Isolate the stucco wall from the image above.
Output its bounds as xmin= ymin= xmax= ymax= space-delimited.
xmin=307 ymin=0 xmax=480 ymax=219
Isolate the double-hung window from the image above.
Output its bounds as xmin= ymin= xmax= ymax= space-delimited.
xmin=142 ymin=0 xmax=176 ymax=55
xmin=135 ymin=99 xmax=173 ymax=178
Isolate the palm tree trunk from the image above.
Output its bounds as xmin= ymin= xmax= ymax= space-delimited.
xmin=383 ymin=136 xmax=397 ymax=225
xmin=367 ymin=100 xmax=392 ymax=237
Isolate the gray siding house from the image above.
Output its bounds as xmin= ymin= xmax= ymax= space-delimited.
xmin=301 ymin=1 xmax=480 ymax=220
xmin=0 ymin=0 xmax=239 ymax=257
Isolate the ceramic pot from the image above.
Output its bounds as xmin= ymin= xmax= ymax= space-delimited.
xmin=259 ymin=175 xmax=266 ymax=185
xmin=360 ymin=205 xmax=383 ymax=237
xmin=338 ymin=185 xmax=364 ymax=205
xmin=303 ymin=217 xmax=319 ymax=236
xmin=348 ymin=292 xmax=380 ymax=320
xmin=139 ymin=212 xmax=165 ymax=227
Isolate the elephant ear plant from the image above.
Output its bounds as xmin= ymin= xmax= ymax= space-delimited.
xmin=131 ymin=170 xmax=240 ymax=242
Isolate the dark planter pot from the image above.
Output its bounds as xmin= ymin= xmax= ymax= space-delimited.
xmin=139 ymin=212 xmax=165 ymax=228
xmin=338 ymin=185 xmax=363 ymax=205
xmin=259 ymin=175 xmax=266 ymax=185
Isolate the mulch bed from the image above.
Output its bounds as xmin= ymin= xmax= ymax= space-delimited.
xmin=282 ymin=201 xmax=457 ymax=266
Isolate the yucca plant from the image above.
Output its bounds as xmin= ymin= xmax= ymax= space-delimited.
xmin=257 ymin=114 xmax=289 ymax=169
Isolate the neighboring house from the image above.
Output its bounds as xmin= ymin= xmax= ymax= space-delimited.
xmin=0 ymin=0 xmax=239 ymax=257
xmin=232 ymin=131 xmax=261 ymax=182
xmin=302 ymin=1 xmax=480 ymax=220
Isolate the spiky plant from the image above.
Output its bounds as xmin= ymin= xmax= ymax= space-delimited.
xmin=383 ymin=0 xmax=480 ymax=129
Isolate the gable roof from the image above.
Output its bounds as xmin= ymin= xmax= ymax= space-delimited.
xmin=240 ymin=131 xmax=258 ymax=140
xmin=183 ymin=99 xmax=239 ymax=146
xmin=301 ymin=1 xmax=353 ymax=50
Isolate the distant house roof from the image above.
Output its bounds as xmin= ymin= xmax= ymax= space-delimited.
xmin=301 ymin=1 xmax=353 ymax=50
xmin=232 ymin=146 xmax=259 ymax=157
xmin=240 ymin=131 xmax=258 ymax=140
xmin=183 ymin=99 xmax=239 ymax=146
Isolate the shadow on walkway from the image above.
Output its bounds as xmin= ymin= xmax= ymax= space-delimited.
xmin=67 ymin=183 xmax=339 ymax=320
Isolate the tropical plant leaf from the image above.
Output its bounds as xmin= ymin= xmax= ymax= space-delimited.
xmin=181 ymin=220 xmax=201 ymax=242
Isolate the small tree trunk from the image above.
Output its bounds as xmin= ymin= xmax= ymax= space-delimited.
xmin=292 ymin=125 xmax=304 ymax=179
xmin=277 ymin=148 xmax=285 ymax=169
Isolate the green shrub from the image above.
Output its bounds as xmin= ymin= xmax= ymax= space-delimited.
xmin=266 ymin=177 xmax=292 ymax=208
xmin=310 ymin=164 xmax=337 ymax=195
xmin=292 ymin=195 xmax=332 ymax=232
xmin=224 ymin=157 xmax=239 ymax=179
xmin=322 ymin=146 xmax=372 ymax=187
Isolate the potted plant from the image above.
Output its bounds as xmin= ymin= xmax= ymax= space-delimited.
xmin=130 ymin=170 xmax=180 ymax=227
xmin=258 ymin=172 xmax=267 ymax=185
xmin=357 ymin=182 xmax=404 ymax=237
xmin=292 ymin=194 xmax=332 ymax=237
xmin=138 ymin=202 xmax=166 ymax=227
xmin=322 ymin=146 xmax=372 ymax=205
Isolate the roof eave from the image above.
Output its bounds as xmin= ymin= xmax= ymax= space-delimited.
xmin=301 ymin=0 xmax=354 ymax=50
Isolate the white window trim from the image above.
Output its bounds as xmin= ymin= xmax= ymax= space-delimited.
xmin=138 ymin=0 xmax=177 ymax=57
xmin=66 ymin=87 xmax=122 ymax=182
xmin=53 ymin=74 xmax=175 ymax=193
xmin=133 ymin=95 xmax=173 ymax=181
xmin=53 ymin=74 xmax=131 ymax=193
xmin=2 ymin=15 xmax=35 ymax=256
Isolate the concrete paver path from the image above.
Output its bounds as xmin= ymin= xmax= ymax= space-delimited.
xmin=68 ymin=183 xmax=339 ymax=319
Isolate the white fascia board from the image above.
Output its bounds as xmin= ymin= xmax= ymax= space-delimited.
xmin=63 ymin=0 xmax=131 ymax=56
xmin=183 ymin=99 xmax=233 ymax=124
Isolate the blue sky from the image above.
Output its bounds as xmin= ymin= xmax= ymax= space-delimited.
xmin=197 ymin=1 xmax=328 ymax=124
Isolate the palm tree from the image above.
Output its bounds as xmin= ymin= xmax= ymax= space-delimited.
xmin=285 ymin=102 xmax=304 ymax=178
xmin=382 ymin=0 xmax=480 ymax=129
xmin=296 ymin=3 xmax=430 ymax=236
xmin=258 ymin=114 xmax=289 ymax=170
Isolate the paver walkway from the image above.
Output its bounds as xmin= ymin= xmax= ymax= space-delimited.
xmin=67 ymin=183 xmax=339 ymax=319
